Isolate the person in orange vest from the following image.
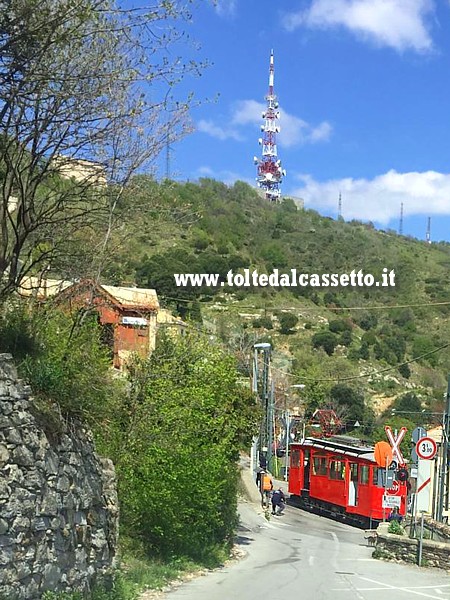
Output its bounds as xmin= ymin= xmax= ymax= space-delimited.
xmin=259 ymin=470 xmax=273 ymax=508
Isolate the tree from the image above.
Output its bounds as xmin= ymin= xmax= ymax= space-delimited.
xmin=106 ymin=333 xmax=258 ymax=562
xmin=328 ymin=319 xmax=352 ymax=334
xmin=312 ymin=331 xmax=338 ymax=356
xmin=279 ymin=312 xmax=298 ymax=334
xmin=328 ymin=384 xmax=373 ymax=430
xmin=0 ymin=0 xmax=204 ymax=299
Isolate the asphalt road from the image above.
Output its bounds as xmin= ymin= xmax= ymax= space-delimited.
xmin=163 ymin=500 xmax=450 ymax=600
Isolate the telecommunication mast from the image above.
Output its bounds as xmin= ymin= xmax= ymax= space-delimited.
xmin=254 ymin=50 xmax=286 ymax=202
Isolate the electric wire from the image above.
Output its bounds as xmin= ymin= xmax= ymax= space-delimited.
xmin=271 ymin=342 xmax=450 ymax=383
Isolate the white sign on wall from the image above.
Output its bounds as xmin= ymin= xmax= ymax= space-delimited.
xmin=122 ymin=316 xmax=148 ymax=326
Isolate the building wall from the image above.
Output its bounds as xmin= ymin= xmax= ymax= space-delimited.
xmin=114 ymin=312 xmax=157 ymax=369
xmin=0 ymin=354 xmax=119 ymax=599
xmin=59 ymin=287 xmax=158 ymax=370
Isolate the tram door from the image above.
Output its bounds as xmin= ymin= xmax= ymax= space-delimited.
xmin=347 ymin=463 xmax=359 ymax=507
xmin=303 ymin=450 xmax=311 ymax=491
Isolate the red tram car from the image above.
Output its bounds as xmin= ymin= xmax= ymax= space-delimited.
xmin=288 ymin=436 xmax=408 ymax=527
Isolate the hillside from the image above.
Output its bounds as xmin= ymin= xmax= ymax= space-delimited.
xmin=105 ymin=176 xmax=450 ymax=434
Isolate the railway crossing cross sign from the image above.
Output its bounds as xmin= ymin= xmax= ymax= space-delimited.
xmin=385 ymin=426 xmax=407 ymax=466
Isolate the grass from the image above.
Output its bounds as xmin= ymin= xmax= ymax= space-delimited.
xmin=41 ymin=545 xmax=205 ymax=600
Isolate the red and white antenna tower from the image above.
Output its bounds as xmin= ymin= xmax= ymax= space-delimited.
xmin=254 ymin=50 xmax=286 ymax=202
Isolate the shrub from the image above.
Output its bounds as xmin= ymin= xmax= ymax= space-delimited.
xmin=279 ymin=313 xmax=298 ymax=334
xmin=388 ymin=521 xmax=404 ymax=535
xmin=329 ymin=319 xmax=352 ymax=334
xmin=312 ymin=331 xmax=338 ymax=356
xmin=398 ymin=363 xmax=411 ymax=379
xmin=252 ymin=316 xmax=273 ymax=330
xmin=0 ymin=305 xmax=120 ymax=422
xmin=113 ymin=333 xmax=258 ymax=562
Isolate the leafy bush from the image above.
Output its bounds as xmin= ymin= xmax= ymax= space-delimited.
xmin=339 ymin=330 xmax=352 ymax=346
xmin=357 ymin=313 xmax=378 ymax=331
xmin=279 ymin=313 xmax=298 ymax=334
xmin=108 ymin=333 xmax=258 ymax=562
xmin=0 ymin=304 xmax=121 ymax=422
xmin=388 ymin=521 xmax=404 ymax=535
xmin=329 ymin=319 xmax=352 ymax=334
xmin=252 ymin=316 xmax=273 ymax=330
xmin=398 ymin=363 xmax=411 ymax=379
xmin=312 ymin=331 xmax=338 ymax=356
xmin=348 ymin=341 xmax=369 ymax=360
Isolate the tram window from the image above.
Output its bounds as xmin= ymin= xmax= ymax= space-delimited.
xmin=313 ymin=455 xmax=327 ymax=476
xmin=360 ymin=465 xmax=370 ymax=484
xmin=290 ymin=449 xmax=300 ymax=468
xmin=329 ymin=460 xmax=345 ymax=480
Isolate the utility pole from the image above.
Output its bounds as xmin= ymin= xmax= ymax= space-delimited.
xmin=253 ymin=343 xmax=273 ymax=470
xmin=437 ymin=375 xmax=450 ymax=521
xmin=426 ymin=217 xmax=431 ymax=244
xmin=284 ymin=408 xmax=290 ymax=481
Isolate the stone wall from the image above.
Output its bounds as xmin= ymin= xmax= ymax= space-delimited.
xmin=376 ymin=522 xmax=450 ymax=570
xmin=0 ymin=353 xmax=119 ymax=599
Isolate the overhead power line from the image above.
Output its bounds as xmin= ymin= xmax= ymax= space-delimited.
xmin=276 ymin=342 xmax=450 ymax=384
xmin=160 ymin=294 xmax=450 ymax=313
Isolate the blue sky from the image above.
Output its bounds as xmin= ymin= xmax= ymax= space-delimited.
xmin=157 ymin=1 xmax=450 ymax=243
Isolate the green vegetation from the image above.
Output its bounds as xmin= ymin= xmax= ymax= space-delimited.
xmin=101 ymin=332 xmax=257 ymax=562
xmin=388 ymin=521 xmax=405 ymax=535
xmin=103 ymin=175 xmax=450 ymax=436
xmin=0 ymin=304 xmax=256 ymax=596
xmin=41 ymin=552 xmax=202 ymax=600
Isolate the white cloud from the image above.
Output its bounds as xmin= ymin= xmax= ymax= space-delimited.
xmin=231 ymin=99 xmax=332 ymax=147
xmin=196 ymin=119 xmax=243 ymax=141
xmin=282 ymin=0 xmax=434 ymax=53
xmin=214 ymin=0 xmax=237 ymax=17
xmin=290 ymin=169 xmax=450 ymax=224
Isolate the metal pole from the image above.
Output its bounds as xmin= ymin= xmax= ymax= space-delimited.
xmin=418 ymin=512 xmax=425 ymax=566
xmin=268 ymin=379 xmax=274 ymax=473
xmin=284 ymin=409 xmax=290 ymax=482
xmin=437 ymin=375 xmax=450 ymax=522
xmin=383 ymin=456 xmax=388 ymax=522
xmin=409 ymin=493 xmax=416 ymax=538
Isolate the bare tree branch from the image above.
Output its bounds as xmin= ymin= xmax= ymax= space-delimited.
xmin=0 ymin=0 xmax=206 ymax=299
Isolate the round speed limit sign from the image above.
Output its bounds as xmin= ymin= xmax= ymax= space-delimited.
xmin=416 ymin=436 xmax=437 ymax=460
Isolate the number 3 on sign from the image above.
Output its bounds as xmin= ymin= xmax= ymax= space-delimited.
xmin=416 ymin=436 xmax=437 ymax=460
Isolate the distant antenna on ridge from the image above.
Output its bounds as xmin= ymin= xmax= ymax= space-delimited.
xmin=338 ymin=192 xmax=342 ymax=220
xmin=399 ymin=202 xmax=404 ymax=235
xmin=254 ymin=50 xmax=285 ymax=202
xmin=426 ymin=216 xmax=431 ymax=244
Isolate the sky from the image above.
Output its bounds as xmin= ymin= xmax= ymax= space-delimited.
xmin=157 ymin=0 xmax=450 ymax=243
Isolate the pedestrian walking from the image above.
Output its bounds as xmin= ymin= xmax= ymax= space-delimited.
xmin=259 ymin=470 xmax=273 ymax=508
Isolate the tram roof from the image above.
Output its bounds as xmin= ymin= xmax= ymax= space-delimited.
xmin=294 ymin=437 xmax=376 ymax=462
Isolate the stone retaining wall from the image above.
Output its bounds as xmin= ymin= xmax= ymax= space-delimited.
xmin=376 ymin=522 xmax=450 ymax=569
xmin=0 ymin=353 xmax=119 ymax=599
